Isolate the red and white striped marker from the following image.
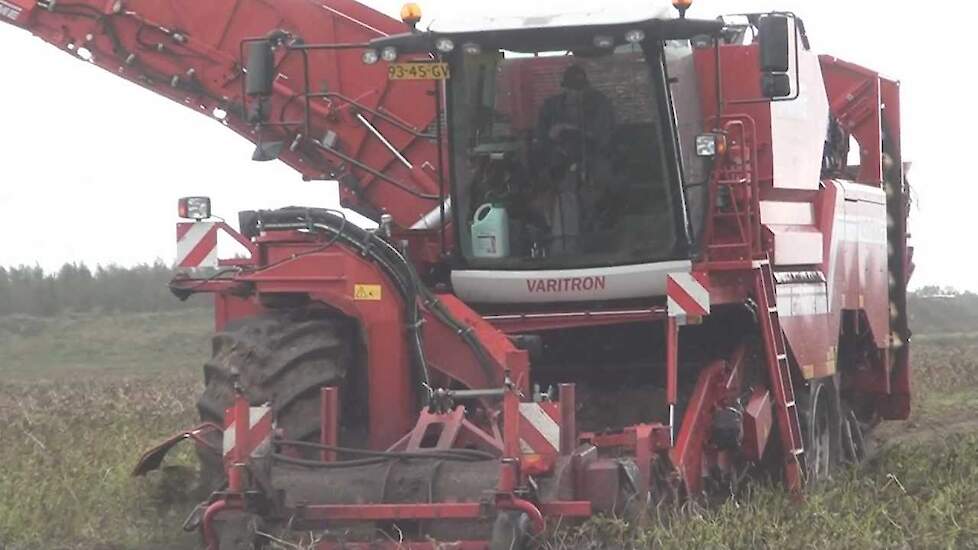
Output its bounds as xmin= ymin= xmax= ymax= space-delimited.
xmin=519 ymin=402 xmax=561 ymax=454
xmin=667 ymin=272 xmax=711 ymax=321
xmin=176 ymin=222 xmax=219 ymax=269
xmin=223 ymin=404 xmax=273 ymax=464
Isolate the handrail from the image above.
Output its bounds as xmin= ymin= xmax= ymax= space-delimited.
xmin=704 ymin=115 xmax=761 ymax=262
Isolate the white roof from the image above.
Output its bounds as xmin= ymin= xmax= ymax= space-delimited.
xmin=429 ymin=3 xmax=677 ymax=34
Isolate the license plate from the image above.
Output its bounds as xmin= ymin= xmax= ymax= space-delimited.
xmin=388 ymin=62 xmax=451 ymax=81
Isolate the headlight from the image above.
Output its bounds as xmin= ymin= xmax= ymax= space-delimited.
xmin=434 ymin=37 xmax=455 ymax=53
xmin=381 ymin=46 xmax=399 ymax=62
xmin=625 ymin=29 xmax=646 ymax=44
xmin=462 ymin=42 xmax=482 ymax=56
xmin=362 ymin=49 xmax=380 ymax=65
xmin=696 ymin=133 xmax=726 ymax=157
xmin=178 ymin=197 xmax=212 ymax=220
xmin=593 ymin=35 xmax=615 ymax=49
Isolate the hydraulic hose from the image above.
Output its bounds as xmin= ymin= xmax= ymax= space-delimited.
xmin=275 ymin=439 xmax=496 ymax=461
xmin=255 ymin=208 xmax=499 ymax=395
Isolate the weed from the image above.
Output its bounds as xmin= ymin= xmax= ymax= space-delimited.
xmin=0 ymin=313 xmax=976 ymax=549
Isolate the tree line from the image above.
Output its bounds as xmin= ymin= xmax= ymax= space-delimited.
xmin=908 ymin=286 xmax=978 ymax=335
xmin=1 ymin=262 xmax=976 ymax=331
xmin=0 ymin=262 xmax=205 ymax=317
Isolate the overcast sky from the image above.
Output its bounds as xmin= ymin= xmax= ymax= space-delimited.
xmin=0 ymin=1 xmax=971 ymax=290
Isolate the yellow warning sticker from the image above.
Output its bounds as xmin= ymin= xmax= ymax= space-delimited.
xmin=354 ymin=284 xmax=382 ymax=301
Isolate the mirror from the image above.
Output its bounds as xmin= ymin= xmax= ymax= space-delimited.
xmin=757 ymin=15 xmax=794 ymax=99
xmin=762 ymin=73 xmax=792 ymax=99
xmin=758 ymin=16 xmax=790 ymax=73
xmin=245 ymin=40 xmax=276 ymax=96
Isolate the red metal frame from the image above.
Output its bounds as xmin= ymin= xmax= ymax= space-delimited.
xmin=669 ymin=345 xmax=746 ymax=495
xmin=320 ymin=387 xmax=339 ymax=462
xmin=3 ymin=2 xmax=912 ymax=544
xmin=702 ymin=116 xmax=762 ymax=262
xmin=3 ymin=0 xmax=442 ymax=228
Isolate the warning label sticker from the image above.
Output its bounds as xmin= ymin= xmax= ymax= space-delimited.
xmin=0 ymin=1 xmax=22 ymax=21
xmin=354 ymin=284 xmax=382 ymax=301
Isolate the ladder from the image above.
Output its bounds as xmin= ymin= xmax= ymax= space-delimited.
xmin=703 ymin=118 xmax=761 ymax=263
xmin=753 ymin=260 xmax=804 ymax=492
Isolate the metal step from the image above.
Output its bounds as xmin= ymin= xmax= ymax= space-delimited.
xmin=754 ymin=261 xmax=805 ymax=491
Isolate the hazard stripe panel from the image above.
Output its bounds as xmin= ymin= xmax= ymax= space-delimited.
xmin=519 ymin=402 xmax=561 ymax=454
xmin=223 ymin=405 xmax=273 ymax=461
xmin=176 ymin=222 xmax=219 ymax=269
xmin=667 ymin=272 xmax=710 ymax=318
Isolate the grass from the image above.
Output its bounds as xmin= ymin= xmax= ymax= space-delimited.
xmin=0 ymin=311 xmax=977 ymax=549
xmin=0 ymin=310 xmax=211 ymax=378
xmin=0 ymin=312 xmax=208 ymax=549
xmin=545 ymin=334 xmax=978 ymax=549
xmin=545 ymin=437 xmax=978 ymax=549
xmin=0 ymin=375 xmax=201 ymax=549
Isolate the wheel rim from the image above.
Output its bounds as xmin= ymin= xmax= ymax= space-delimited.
xmin=810 ymin=385 xmax=832 ymax=481
xmin=842 ymin=407 xmax=866 ymax=464
xmin=490 ymin=511 xmax=530 ymax=550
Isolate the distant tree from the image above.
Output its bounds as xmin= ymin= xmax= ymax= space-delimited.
xmin=0 ymin=261 xmax=204 ymax=317
xmin=0 ymin=267 xmax=11 ymax=314
xmin=915 ymin=285 xmax=942 ymax=298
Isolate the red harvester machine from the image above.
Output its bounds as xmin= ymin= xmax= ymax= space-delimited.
xmin=2 ymin=0 xmax=913 ymax=547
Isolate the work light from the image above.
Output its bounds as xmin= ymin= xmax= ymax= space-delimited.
xmin=362 ymin=49 xmax=380 ymax=65
xmin=593 ymin=35 xmax=615 ymax=49
xmin=625 ymin=29 xmax=646 ymax=44
xmin=696 ymin=134 xmax=726 ymax=158
xmin=435 ymin=38 xmax=455 ymax=53
xmin=381 ymin=46 xmax=399 ymax=62
xmin=178 ymin=197 xmax=211 ymax=220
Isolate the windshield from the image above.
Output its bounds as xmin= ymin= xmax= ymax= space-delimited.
xmin=449 ymin=44 xmax=685 ymax=270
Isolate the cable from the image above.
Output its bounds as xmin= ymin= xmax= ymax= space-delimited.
xmin=275 ymin=439 xmax=496 ymax=462
xmin=271 ymin=451 xmax=491 ymax=470
xmin=169 ymin=268 xmax=241 ymax=299
xmin=219 ymin=208 xmax=501 ymax=407
xmin=243 ymin=208 xmax=348 ymax=276
xmin=272 ymin=453 xmax=392 ymax=469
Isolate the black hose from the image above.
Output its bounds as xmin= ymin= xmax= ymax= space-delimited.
xmin=258 ymin=209 xmax=429 ymax=385
xmin=256 ymin=208 xmax=500 ymax=391
xmin=275 ymin=439 xmax=496 ymax=462
xmin=272 ymin=454 xmax=393 ymax=469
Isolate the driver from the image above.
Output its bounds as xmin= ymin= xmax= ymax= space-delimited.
xmin=535 ymin=65 xmax=616 ymax=254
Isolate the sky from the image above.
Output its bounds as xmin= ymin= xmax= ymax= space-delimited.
xmin=0 ymin=0 xmax=972 ymax=290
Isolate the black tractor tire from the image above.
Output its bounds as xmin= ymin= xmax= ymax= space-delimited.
xmin=195 ymin=312 xmax=354 ymax=492
xmin=798 ymin=376 xmax=843 ymax=484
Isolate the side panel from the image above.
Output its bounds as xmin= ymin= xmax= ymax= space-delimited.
xmin=776 ymin=180 xmax=889 ymax=380
xmin=451 ymin=261 xmax=692 ymax=304
xmin=769 ymin=49 xmax=829 ymax=191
